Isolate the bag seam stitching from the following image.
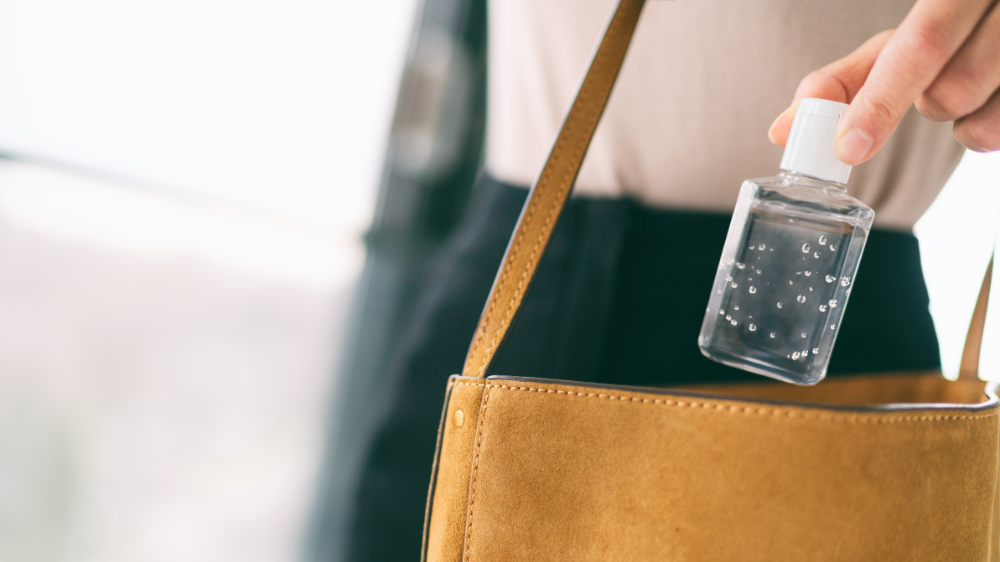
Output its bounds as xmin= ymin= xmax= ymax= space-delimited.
xmin=450 ymin=382 xmax=997 ymax=423
xmin=463 ymin=384 xmax=492 ymax=562
xmin=456 ymin=381 xmax=997 ymax=560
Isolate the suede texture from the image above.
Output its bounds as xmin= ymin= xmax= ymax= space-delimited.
xmin=423 ymin=375 xmax=999 ymax=561
xmin=424 ymin=378 xmax=487 ymax=562
xmin=679 ymin=372 xmax=990 ymax=406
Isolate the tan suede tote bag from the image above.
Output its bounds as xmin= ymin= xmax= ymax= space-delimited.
xmin=422 ymin=1 xmax=1000 ymax=560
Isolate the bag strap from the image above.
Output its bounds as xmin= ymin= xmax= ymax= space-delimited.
xmin=461 ymin=0 xmax=646 ymax=377
xmin=461 ymin=0 xmax=994 ymax=380
xmin=960 ymin=257 xmax=993 ymax=381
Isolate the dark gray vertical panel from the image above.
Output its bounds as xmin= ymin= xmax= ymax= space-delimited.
xmin=303 ymin=0 xmax=487 ymax=559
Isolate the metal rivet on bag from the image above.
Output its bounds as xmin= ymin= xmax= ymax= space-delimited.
xmin=454 ymin=410 xmax=465 ymax=427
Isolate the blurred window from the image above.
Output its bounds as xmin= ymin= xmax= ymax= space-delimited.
xmin=0 ymin=1 xmax=417 ymax=561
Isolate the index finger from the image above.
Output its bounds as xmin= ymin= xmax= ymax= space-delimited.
xmin=835 ymin=0 xmax=992 ymax=165
xmin=769 ymin=30 xmax=893 ymax=147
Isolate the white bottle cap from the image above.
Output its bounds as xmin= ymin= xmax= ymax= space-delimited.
xmin=779 ymin=98 xmax=852 ymax=184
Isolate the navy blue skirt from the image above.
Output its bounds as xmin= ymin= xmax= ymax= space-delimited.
xmin=346 ymin=174 xmax=940 ymax=560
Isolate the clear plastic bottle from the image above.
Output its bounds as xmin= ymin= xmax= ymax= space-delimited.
xmin=699 ymin=98 xmax=874 ymax=385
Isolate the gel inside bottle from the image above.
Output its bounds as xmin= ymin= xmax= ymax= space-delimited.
xmin=699 ymin=98 xmax=874 ymax=385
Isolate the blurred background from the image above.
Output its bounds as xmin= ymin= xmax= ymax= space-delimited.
xmin=0 ymin=0 xmax=422 ymax=560
xmin=0 ymin=1 xmax=995 ymax=561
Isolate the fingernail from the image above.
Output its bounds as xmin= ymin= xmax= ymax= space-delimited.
xmin=836 ymin=129 xmax=873 ymax=165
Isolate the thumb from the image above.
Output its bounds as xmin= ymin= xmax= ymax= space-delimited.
xmin=769 ymin=30 xmax=894 ymax=147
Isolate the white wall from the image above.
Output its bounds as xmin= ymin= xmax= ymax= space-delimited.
xmin=915 ymin=149 xmax=1000 ymax=380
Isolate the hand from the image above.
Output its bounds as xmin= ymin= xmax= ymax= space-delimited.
xmin=768 ymin=0 xmax=1000 ymax=164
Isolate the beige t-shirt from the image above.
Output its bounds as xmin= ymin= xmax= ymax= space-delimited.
xmin=486 ymin=0 xmax=964 ymax=230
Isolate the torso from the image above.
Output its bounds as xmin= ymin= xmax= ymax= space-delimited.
xmin=486 ymin=0 xmax=964 ymax=230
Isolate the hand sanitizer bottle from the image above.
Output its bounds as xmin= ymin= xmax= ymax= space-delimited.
xmin=698 ymin=98 xmax=874 ymax=385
